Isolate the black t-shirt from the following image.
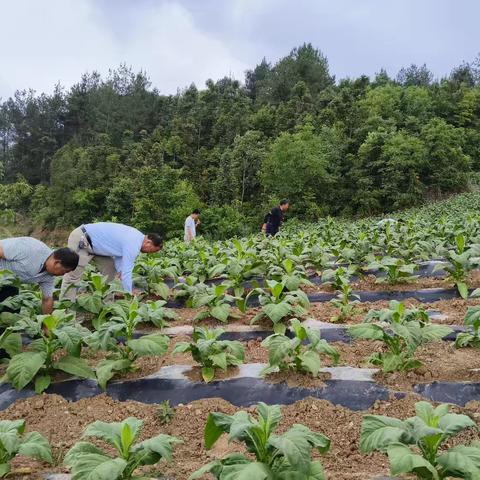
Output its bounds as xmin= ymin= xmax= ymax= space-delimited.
xmin=266 ymin=206 xmax=283 ymax=234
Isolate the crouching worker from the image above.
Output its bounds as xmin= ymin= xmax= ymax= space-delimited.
xmin=60 ymin=222 xmax=163 ymax=301
xmin=0 ymin=237 xmax=79 ymax=314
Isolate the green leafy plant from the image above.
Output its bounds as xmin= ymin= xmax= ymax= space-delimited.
xmin=268 ymin=257 xmax=313 ymax=291
xmin=250 ymin=280 xmax=310 ymax=334
xmin=261 ymin=318 xmax=339 ymax=376
xmin=87 ymin=298 xmax=170 ymax=389
xmin=360 ymin=401 xmax=479 ymax=479
xmin=348 ymin=321 xmax=453 ymax=373
xmin=367 ymin=256 xmax=418 ymax=284
xmin=2 ymin=310 xmax=94 ymax=393
xmin=157 ymin=400 xmax=175 ymax=425
xmin=133 ymin=256 xmax=178 ymax=300
xmin=74 ymin=272 xmax=124 ymax=314
xmin=364 ymin=300 xmax=430 ymax=326
xmin=190 ymin=402 xmax=330 ymax=479
xmin=192 ymin=284 xmax=240 ymax=323
xmin=434 ymin=234 xmax=480 ymax=299
xmin=329 ymin=281 xmax=360 ymax=323
xmin=137 ymin=300 xmax=178 ymax=329
xmin=321 ymin=266 xmax=357 ymax=291
xmin=173 ymin=327 xmax=244 ymax=382
xmin=64 ymin=417 xmax=181 ymax=480
xmin=455 ymin=305 xmax=480 ymax=348
xmin=0 ymin=419 xmax=52 ymax=477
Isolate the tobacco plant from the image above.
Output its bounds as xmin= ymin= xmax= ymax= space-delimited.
xmin=261 ymin=319 xmax=339 ymax=376
xmin=190 ymin=402 xmax=330 ymax=479
xmin=0 ymin=419 xmax=52 ymax=477
xmin=2 ymin=310 xmax=94 ymax=393
xmin=250 ymin=280 xmax=310 ymax=334
xmin=173 ymin=327 xmax=244 ymax=382
xmin=64 ymin=417 xmax=181 ymax=479
xmin=361 ymin=401 xmax=480 ymax=479
xmin=455 ymin=305 xmax=480 ymax=349
xmin=86 ymin=298 xmax=169 ymax=388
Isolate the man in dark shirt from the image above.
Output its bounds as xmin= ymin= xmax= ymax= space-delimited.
xmin=262 ymin=199 xmax=290 ymax=236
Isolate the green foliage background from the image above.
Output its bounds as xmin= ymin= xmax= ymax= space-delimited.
xmin=1 ymin=44 xmax=479 ymax=239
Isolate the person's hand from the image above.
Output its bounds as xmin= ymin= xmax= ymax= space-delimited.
xmin=196 ymin=219 xmax=201 ymax=226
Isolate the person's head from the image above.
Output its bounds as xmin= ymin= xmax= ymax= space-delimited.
xmin=191 ymin=209 xmax=201 ymax=221
xmin=45 ymin=248 xmax=79 ymax=276
xmin=141 ymin=233 xmax=163 ymax=253
xmin=279 ymin=199 xmax=290 ymax=212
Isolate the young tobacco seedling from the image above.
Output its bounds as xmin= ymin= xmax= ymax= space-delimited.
xmin=133 ymin=256 xmax=177 ymax=299
xmin=173 ymin=327 xmax=244 ymax=382
xmin=157 ymin=400 xmax=175 ymax=425
xmin=250 ymin=280 xmax=310 ymax=335
xmin=361 ymin=401 xmax=479 ymax=479
xmin=190 ymin=402 xmax=330 ymax=479
xmin=364 ymin=300 xmax=430 ymax=326
xmin=433 ymin=234 xmax=480 ymax=299
xmin=348 ymin=320 xmax=452 ymax=373
xmin=192 ymin=284 xmax=239 ymax=323
xmin=73 ymin=272 xmax=124 ymax=314
xmin=87 ymin=298 xmax=170 ymax=389
xmin=321 ymin=266 xmax=357 ymax=291
xmin=455 ymin=305 xmax=480 ymax=349
xmin=366 ymin=256 xmax=418 ymax=284
xmin=137 ymin=300 xmax=178 ymax=329
xmin=2 ymin=310 xmax=94 ymax=393
xmin=261 ymin=319 xmax=339 ymax=376
xmin=329 ymin=282 xmax=360 ymax=323
xmin=268 ymin=257 xmax=313 ymax=291
xmin=64 ymin=417 xmax=181 ymax=480
xmin=0 ymin=419 xmax=52 ymax=477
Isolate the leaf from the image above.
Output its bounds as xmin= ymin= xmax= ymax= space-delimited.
xmin=210 ymin=352 xmax=228 ymax=370
xmin=437 ymin=444 xmax=480 ymax=478
xmin=257 ymin=403 xmax=282 ymax=437
xmin=360 ymin=415 xmax=408 ymax=453
xmin=54 ymin=356 xmax=95 ymax=379
xmin=298 ymin=350 xmax=321 ymax=376
xmin=457 ymin=281 xmax=469 ymax=299
xmin=68 ymin=453 xmax=127 ymax=480
xmin=34 ymin=375 xmax=51 ymax=394
xmin=96 ymin=359 xmax=132 ymax=390
xmin=348 ymin=324 xmax=385 ymax=341
xmin=0 ymin=331 xmax=22 ymax=358
xmin=0 ymin=464 xmax=9 ymax=477
xmin=135 ymin=433 xmax=182 ymax=463
xmin=220 ymin=462 xmax=273 ymax=479
xmin=77 ymin=294 xmax=104 ymax=314
xmin=127 ymin=334 xmax=169 ymax=357
xmin=204 ymin=413 xmax=228 ymax=450
xmin=210 ymin=304 xmax=231 ymax=323
xmin=19 ymin=431 xmax=52 ymax=463
xmin=438 ymin=413 xmax=476 ymax=437
xmin=263 ymin=302 xmax=292 ymax=323
xmin=202 ymin=367 xmax=215 ymax=383
xmin=151 ymin=282 xmax=170 ymax=300
xmin=387 ymin=443 xmax=439 ymax=479
xmin=6 ymin=351 xmax=46 ymax=390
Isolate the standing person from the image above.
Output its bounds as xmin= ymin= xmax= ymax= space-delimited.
xmin=262 ymin=199 xmax=290 ymax=236
xmin=0 ymin=237 xmax=79 ymax=314
xmin=184 ymin=209 xmax=201 ymax=243
xmin=60 ymin=223 xmax=162 ymax=301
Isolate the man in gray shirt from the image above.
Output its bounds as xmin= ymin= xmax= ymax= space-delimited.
xmin=0 ymin=237 xmax=79 ymax=314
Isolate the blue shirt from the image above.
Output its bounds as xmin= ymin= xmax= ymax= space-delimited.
xmin=84 ymin=223 xmax=144 ymax=293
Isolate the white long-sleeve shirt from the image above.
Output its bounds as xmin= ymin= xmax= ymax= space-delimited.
xmin=84 ymin=223 xmax=144 ymax=293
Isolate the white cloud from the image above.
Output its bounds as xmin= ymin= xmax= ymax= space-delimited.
xmin=0 ymin=0 xmax=249 ymax=99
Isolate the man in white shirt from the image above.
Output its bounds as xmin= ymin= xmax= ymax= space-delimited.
xmin=184 ymin=209 xmax=200 ymax=243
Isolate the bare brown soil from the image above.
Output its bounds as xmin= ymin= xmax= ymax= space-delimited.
xmin=2 ymin=393 xmax=480 ymax=480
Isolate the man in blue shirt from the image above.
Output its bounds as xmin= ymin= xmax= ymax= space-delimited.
xmin=60 ymin=223 xmax=162 ymax=301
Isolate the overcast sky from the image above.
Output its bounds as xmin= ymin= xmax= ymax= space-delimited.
xmin=1 ymin=0 xmax=479 ymax=100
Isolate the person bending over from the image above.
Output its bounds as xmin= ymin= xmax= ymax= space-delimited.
xmin=0 ymin=237 xmax=79 ymax=314
xmin=262 ymin=199 xmax=290 ymax=236
xmin=60 ymin=222 xmax=162 ymax=301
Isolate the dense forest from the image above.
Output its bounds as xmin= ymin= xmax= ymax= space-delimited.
xmin=1 ymin=44 xmax=480 ymax=239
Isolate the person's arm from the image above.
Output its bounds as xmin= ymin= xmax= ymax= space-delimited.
xmin=40 ymin=280 xmax=55 ymax=314
xmin=0 ymin=244 xmax=4 ymax=259
xmin=42 ymin=297 xmax=54 ymax=315
xmin=119 ymin=246 xmax=140 ymax=294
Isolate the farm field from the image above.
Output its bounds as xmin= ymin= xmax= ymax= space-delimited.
xmin=3 ymin=193 xmax=480 ymax=479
